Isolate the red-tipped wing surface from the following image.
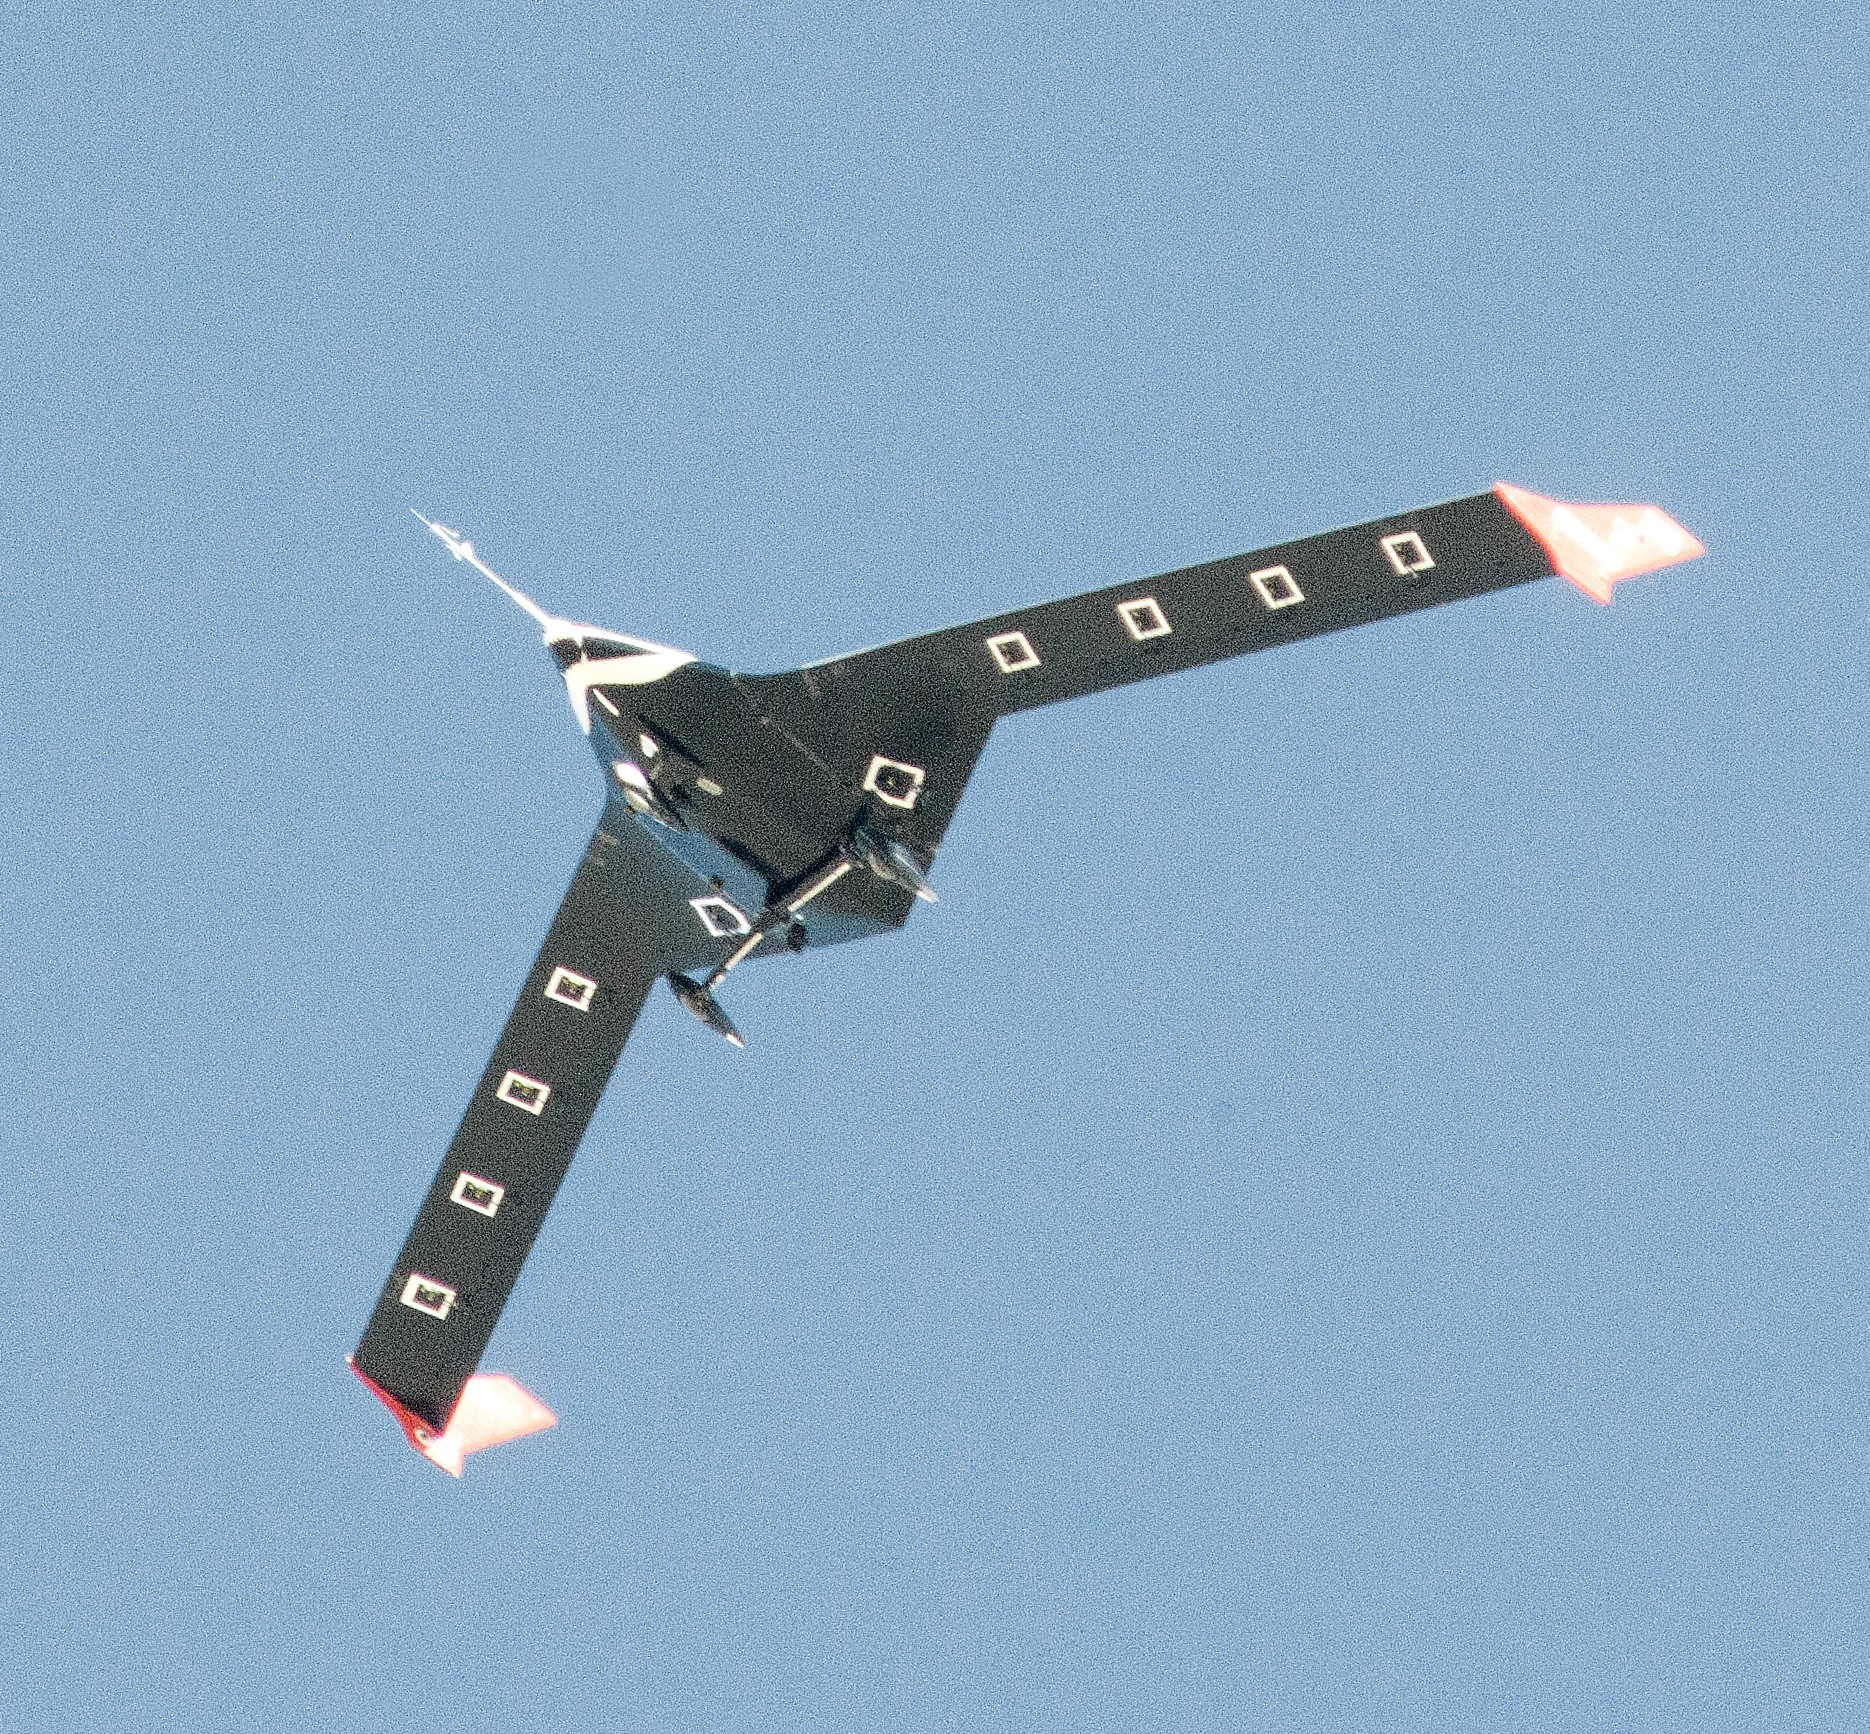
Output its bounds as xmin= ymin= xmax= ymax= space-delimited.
xmin=1494 ymin=483 xmax=1705 ymax=604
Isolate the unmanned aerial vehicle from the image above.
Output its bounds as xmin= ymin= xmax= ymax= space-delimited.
xmin=351 ymin=484 xmax=1703 ymax=1473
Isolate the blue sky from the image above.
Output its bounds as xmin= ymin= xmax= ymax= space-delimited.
xmin=3 ymin=3 xmax=1866 ymax=1729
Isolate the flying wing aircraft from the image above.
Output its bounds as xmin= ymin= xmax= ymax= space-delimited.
xmin=351 ymin=483 xmax=1704 ymax=1474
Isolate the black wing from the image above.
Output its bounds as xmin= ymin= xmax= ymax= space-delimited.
xmin=352 ymin=801 xmax=721 ymax=1433
xmin=729 ymin=490 xmax=1556 ymax=878
xmin=748 ymin=488 xmax=1553 ymax=744
xmin=673 ymin=486 xmax=1698 ymax=948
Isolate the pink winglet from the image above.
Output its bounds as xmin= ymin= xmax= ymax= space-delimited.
xmin=349 ymin=1359 xmax=557 ymax=1477
xmin=1494 ymin=482 xmax=1705 ymax=605
xmin=415 ymin=1374 xmax=557 ymax=1476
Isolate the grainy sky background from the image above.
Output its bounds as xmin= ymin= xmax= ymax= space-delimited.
xmin=3 ymin=3 xmax=1866 ymax=1729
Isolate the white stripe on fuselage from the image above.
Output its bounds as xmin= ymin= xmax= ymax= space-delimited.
xmin=562 ymin=649 xmax=696 ymax=733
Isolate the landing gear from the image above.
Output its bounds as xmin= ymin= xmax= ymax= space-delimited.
xmin=848 ymin=827 xmax=938 ymax=903
xmin=666 ymin=972 xmax=745 ymax=1048
xmin=667 ymin=829 xmax=937 ymax=1047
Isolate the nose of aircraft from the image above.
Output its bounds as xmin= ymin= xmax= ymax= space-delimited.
xmin=413 ymin=513 xmax=697 ymax=731
xmin=545 ymin=622 xmax=698 ymax=733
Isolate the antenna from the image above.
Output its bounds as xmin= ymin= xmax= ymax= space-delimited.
xmin=411 ymin=509 xmax=558 ymax=636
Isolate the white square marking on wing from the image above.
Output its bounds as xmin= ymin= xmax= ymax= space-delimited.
xmin=1117 ymin=597 xmax=1172 ymax=641
xmin=986 ymin=630 xmax=1041 ymax=673
xmin=544 ymin=966 xmax=597 ymax=1010
xmin=1249 ymin=565 xmax=1305 ymax=610
xmin=862 ymin=755 xmax=926 ymax=810
xmin=400 ymin=1273 xmax=456 ymax=1320
xmin=1380 ymin=531 xmax=1435 ymax=577
xmin=690 ymin=894 xmax=753 ymax=938
xmin=450 ymin=1172 xmax=505 ymax=1217
xmin=496 ymin=1070 xmax=550 ymax=1116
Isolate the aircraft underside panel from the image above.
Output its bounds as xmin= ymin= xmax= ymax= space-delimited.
xmin=351 ymin=804 xmax=720 ymax=1433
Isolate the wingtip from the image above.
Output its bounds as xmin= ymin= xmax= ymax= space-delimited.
xmin=1494 ymin=483 xmax=1705 ymax=604
xmin=420 ymin=1375 xmax=556 ymax=1476
xmin=350 ymin=1360 xmax=556 ymax=1477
